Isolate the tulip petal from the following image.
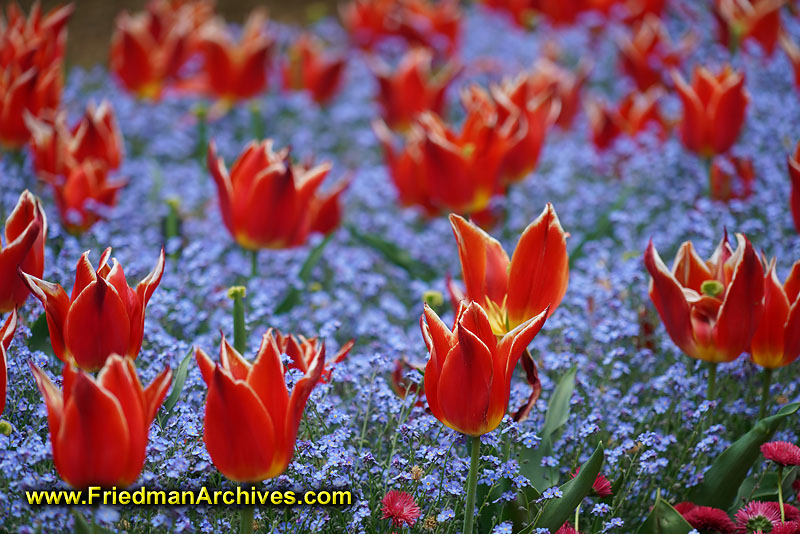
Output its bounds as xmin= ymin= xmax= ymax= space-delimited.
xmin=784 ymin=261 xmax=800 ymax=305
xmin=672 ymin=69 xmax=708 ymax=153
xmin=672 ymin=242 xmax=713 ymax=293
xmin=247 ymin=333 xmax=289 ymax=446
xmin=207 ymin=141 xmax=235 ymax=234
xmin=195 ymin=347 xmax=215 ymax=385
xmin=449 ymin=214 xmax=510 ymax=310
xmin=710 ymin=72 xmax=747 ymax=154
xmin=20 ymin=272 xmax=71 ymax=363
xmin=0 ymin=310 xmax=16 ymax=415
xmin=56 ymin=371 xmax=129 ymax=488
xmin=29 ymin=361 xmax=64 ymax=440
xmin=506 ymin=203 xmax=569 ymax=329
xmin=281 ymin=344 xmax=324 ymax=478
xmin=71 ymin=250 xmax=98 ymax=301
xmin=204 ymin=365 xmax=276 ymax=482
xmin=219 ymin=334 xmax=251 ymax=380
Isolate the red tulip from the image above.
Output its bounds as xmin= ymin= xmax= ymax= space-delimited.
xmin=0 ymin=3 xmax=73 ymax=68
xmin=750 ymin=259 xmax=800 ymax=369
xmin=0 ymin=309 xmax=17 ymax=416
xmin=27 ymin=100 xmax=124 ymax=180
xmin=197 ymin=10 xmax=273 ymax=103
xmin=789 ymin=142 xmax=800 ymax=234
xmin=712 ymin=0 xmax=783 ymax=56
xmin=49 ymin=161 xmax=127 ymax=233
xmin=709 ymin=154 xmax=755 ymax=202
xmin=447 ymin=203 xmax=569 ymax=334
xmin=372 ymin=48 xmax=460 ymax=131
xmin=479 ymin=0 xmax=537 ymax=28
xmin=490 ymin=73 xmax=560 ymax=183
xmin=281 ymin=34 xmax=346 ymax=105
xmin=586 ymin=89 xmax=668 ymax=150
xmin=195 ymin=331 xmax=325 ymax=482
xmin=0 ymin=190 xmax=46 ymax=313
xmin=527 ymin=57 xmax=592 ymax=130
xmin=618 ymin=15 xmax=693 ymax=90
xmin=30 ymin=355 xmax=171 ymax=489
xmin=207 ymin=140 xmax=347 ymax=250
xmin=530 ymin=0 xmax=587 ymax=26
xmin=781 ymin=33 xmax=800 ymax=92
xmin=272 ymin=329 xmax=354 ymax=383
xmin=644 ymin=232 xmax=764 ymax=363
xmin=21 ymin=247 xmax=165 ymax=372
xmin=390 ymin=357 xmax=425 ymax=401
xmin=420 ymin=300 xmax=548 ymax=436
xmin=672 ymin=65 xmax=749 ymax=157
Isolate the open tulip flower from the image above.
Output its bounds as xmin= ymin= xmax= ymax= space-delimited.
xmin=21 ymin=247 xmax=165 ymax=372
xmin=749 ymin=259 xmax=800 ymax=369
xmin=0 ymin=309 xmax=17 ymax=416
xmin=195 ymin=330 xmax=325 ymax=482
xmin=26 ymin=100 xmax=124 ymax=180
xmin=281 ymin=34 xmax=347 ymax=106
xmin=672 ymin=65 xmax=749 ymax=157
xmin=371 ymin=48 xmax=460 ymax=131
xmin=207 ymin=140 xmax=348 ymax=250
xmin=273 ymin=329 xmax=354 ymax=384
xmin=644 ymin=232 xmax=764 ymax=364
xmin=789 ymin=142 xmax=800 ymax=234
xmin=0 ymin=3 xmax=73 ymax=148
xmin=49 ymin=161 xmax=127 ymax=233
xmin=617 ymin=14 xmax=693 ymax=91
xmin=527 ymin=57 xmax=592 ymax=130
xmin=712 ymin=0 xmax=783 ymax=56
xmin=110 ymin=0 xmax=210 ymax=100
xmin=586 ymin=89 xmax=669 ymax=151
xmin=29 ymin=355 xmax=172 ymax=489
xmin=420 ymin=300 xmax=548 ymax=436
xmin=197 ymin=10 xmax=273 ymax=104
xmin=447 ymin=203 xmax=569 ymax=335
xmin=0 ymin=190 xmax=47 ymax=314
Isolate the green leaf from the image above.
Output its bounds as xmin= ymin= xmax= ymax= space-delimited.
xmin=73 ymin=510 xmax=92 ymax=534
xmin=275 ymin=233 xmax=334 ymax=314
xmin=521 ymin=367 xmax=577 ymax=489
xmin=347 ymin=226 xmax=437 ymax=281
xmin=160 ymin=349 xmax=194 ymax=422
xmin=27 ymin=312 xmax=51 ymax=354
xmin=736 ymin=466 xmax=797 ymax=505
xmin=534 ymin=442 xmax=605 ymax=531
xmin=689 ymin=402 xmax=800 ymax=509
xmin=636 ymin=491 xmax=693 ymax=534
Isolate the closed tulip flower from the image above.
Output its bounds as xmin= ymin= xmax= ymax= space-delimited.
xmin=447 ymin=203 xmax=569 ymax=335
xmin=750 ymin=259 xmax=800 ymax=369
xmin=29 ymin=355 xmax=171 ymax=489
xmin=0 ymin=190 xmax=46 ymax=313
xmin=789 ymin=142 xmax=800 ymax=235
xmin=21 ymin=247 xmax=165 ymax=372
xmin=372 ymin=48 xmax=460 ymax=131
xmin=672 ymin=65 xmax=749 ymax=157
xmin=0 ymin=309 xmax=17 ymax=416
xmin=207 ymin=140 xmax=347 ymax=250
xmin=195 ymin=331 xmax=325 ymax=482
xmin=272 ymin=329 xmax=354 ymax=384
xmin=644 ymin=232 xmax=764 ymax=364
xmin=712 ymin=0 xmax=783 ymax=56
xmin=281 ymin=34 xmax=346 ymax=106
xmin=420 ymin=300 xmax=548 ymax=436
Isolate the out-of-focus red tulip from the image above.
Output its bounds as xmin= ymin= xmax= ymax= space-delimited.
xmin=672 ymin=65 xmax=749 ymax=157
xmin=0 ymin=309 xmax=17 ymax=416
xmin=644 ymin=232 xmax=764 ymax=363
xmin=490 ymin=73 xmax=560 ymax=183
xmin=479 ymin=0 xmax=536 ymax=28
xmin=789 ymin=142 xmax=800 ymax=234
xmin=618 ymin=15 xmax=693 ymax=90
xmin=0 ymin=191 xmax=46 ymax=314
xmin=420 ymin=300 xmax=548 ymax=436
xmin=622 ymin=0 xmax=667 ymax=22
xmin=197 ymin=10 xmax=273 ymax=103
xmin=110 ymin=0 xmax=208 ymax=99
xmin=195 ymin=331 xmax=324 ymax=482
xmin=281 ymin=34 xmax=347 ymax=106
xmin=750 ymin=259 xmax=800 ymax=369
xmin=586 ymin=89 xmax=668 ymax=150
xmin=709 ymin=154 xmax=755 ymax=202
xmin=207 ymin=140 xmax=347 ymax=250
xmin=0 ymin=2 xmax=72 ymax=148
xmin=27 ymin=100 xmax=124 ymax=180
xmin=30 ymin=355 xmax=171 ymax=489
xmin=341 ymin=0 xmax=461 ymax=57
xmin=372 ymin=48 xmax=460 ymax=131
xmin=272 ymin=329 xmax=354 ymax=383
xmin=781 ymin=33 xmax=800 ymax=92
xmin=49 ymin=162 xmax=127 ymax=233
xmin=447 ymin=203 xmax=568 ymax=334
xmin=712 ymin=0 xmax=783 ymax=56
xmin=530 ymin=0 xmax=586 ymax=26
xmin=390 ymin=357 xmax=425 ymax=401
xmin=21 ymin=247 xmax=165 ymax=372
xmin=528 ymin=57 xmax=592 ymax=130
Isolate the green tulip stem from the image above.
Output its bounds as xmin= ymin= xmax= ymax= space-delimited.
xmin=759 ymin=368 xmax=773 ymax=420
xmin=463 ymin=436 xmax=481 ymax=534
xmin=228 ymin=286 xmax=247 ymax=354
xmin=251 ymin=250 xmax=259 ymax=278
xmin=706 ymin=362 xmax=718 ymax=401
xmin=239 ymin=485 xmax=254 ymax=534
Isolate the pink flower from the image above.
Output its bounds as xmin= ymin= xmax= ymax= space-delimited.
xmin=674 ymin=502 xmax=735 ymax=533
xmin=571 ymin=468 xmax=613 ymax=497
xmin=555 ymin=522 xmax=579 ymax=534
xmin=772 ymin=521 xmax=800 ymax=534
xmin=761 ymin=441 xmax=800 ymax=467
xmin=381 ymin=490 xmax=421 ymax=528
xmin=735 ymin=501 xmax=781 ymax=533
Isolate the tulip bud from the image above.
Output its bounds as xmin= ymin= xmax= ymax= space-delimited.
xmin=422 ymin=290 xmax=444 ymax=310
